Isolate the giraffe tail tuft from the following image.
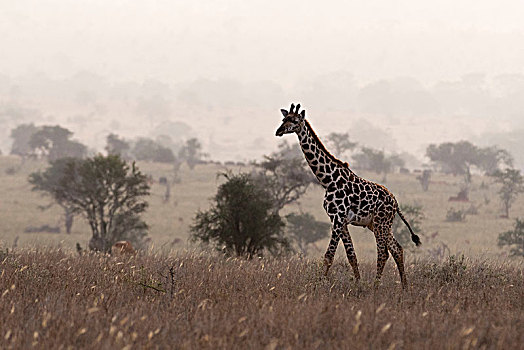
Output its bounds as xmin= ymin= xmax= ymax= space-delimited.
xmin=397 ymin=208 xmax=422 ymax=247
xmin=411 ymin=232 xmax=422 ymax=246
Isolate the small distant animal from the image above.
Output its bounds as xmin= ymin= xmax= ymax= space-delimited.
xmin=111 ymin=241 xmax=136 ymax=255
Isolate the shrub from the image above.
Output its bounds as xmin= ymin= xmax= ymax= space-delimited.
xmin=445 ymin=208 xmax=466 ymax=222
xmin=498 ymin=218 xmax=524 ymax=257
xmin=191 ymin=173 xmax=289 ymax=258
xmin=285 ymin=212 xmax=330 ymax=254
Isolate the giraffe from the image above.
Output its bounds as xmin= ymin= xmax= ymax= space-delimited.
xmin=275 ymin=103 xmax=421 ymax=288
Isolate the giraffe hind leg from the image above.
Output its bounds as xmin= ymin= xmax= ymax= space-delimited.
xmin=388 ymin=235 xmax=407 ymax=288
xmin=373 ymin=226 xmax=390 ymax=285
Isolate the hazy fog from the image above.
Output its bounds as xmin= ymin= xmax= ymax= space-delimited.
xmin=1 ymin=1 xmax=524 ymax=167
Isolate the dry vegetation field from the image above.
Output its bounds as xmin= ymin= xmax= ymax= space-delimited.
xmin=0 ymin=250 xmax=522 ymax=349
xmin=0 ymin=155 xmax=522 ymax=259
xmin=0 ymin=156 xmax=523 ymax=349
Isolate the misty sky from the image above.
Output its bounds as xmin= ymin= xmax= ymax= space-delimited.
xmin=2 ymin=1 xmax=524 ymax=84
xmin=1 ymin=1 xmax=524 ymax=167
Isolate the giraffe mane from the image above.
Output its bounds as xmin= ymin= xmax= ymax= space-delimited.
xmin=304 ymin=120 xmax=349 ymax=169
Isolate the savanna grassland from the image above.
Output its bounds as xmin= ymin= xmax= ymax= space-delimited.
xmin=0 ymin=250 xmax=522 ymax=349
xmin=1 ymin=155 xmax=522 ymax=259
xmin=0 ymin=155 xmax=523 ymax=349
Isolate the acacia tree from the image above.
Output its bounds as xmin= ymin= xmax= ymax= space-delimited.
xmin=250 ymin=142 xmax=327 ymax=252
xmin=253 ymin=142 xmax=315 ymax=214
xmin=326 ymin=132 xmax=357 ymax=158
xmin=427 ymin=141 xmax=475 ymax=180
xmin=178 ymin=138 xmax=206 ymax=169
xmin=10 ymin=123 xmax=40 ymax=157
xmin=285 ymin=212 xmax=330 ymax=254
xmin=477 ymin=146 xmax=513 ymax=175
xmin=191 ymin=173 xmax=288 ymax=258
xmin=29 ymin=125 xmax=87 ymax=161
xmin=131 ymin=137 xmax=175 ymax=163
xmin=426 ymin=141 xmax=513 ymax=183
xmin=489 ymin=168 xmax=524 ymax=218
xmin=29 ymin=158 xmax=77 ymax=233
xmin=352 ymin=147 xmax=404 ymax=181
xmin=105 ymin=133 xmax=130 ymax=158
xmin=29 ymin=155 xmax=150 ymax=252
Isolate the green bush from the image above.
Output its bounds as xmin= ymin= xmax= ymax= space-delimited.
xmin=285 ymin=212 xmax=330 ymax=254
xmin=445 ymin=208 xmax=466 ymax=222
xmin=191 ymin=173 xmax=289 ymax=258
xmin=498 ymin=218 xmax=524 ymax=257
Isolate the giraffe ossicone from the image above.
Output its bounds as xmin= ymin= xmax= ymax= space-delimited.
xmin=275 ymin=103 xmax=421 ymax=288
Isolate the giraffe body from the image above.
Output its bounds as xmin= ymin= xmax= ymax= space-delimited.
xmin=276 ymin=103 xmax=420 ymax=288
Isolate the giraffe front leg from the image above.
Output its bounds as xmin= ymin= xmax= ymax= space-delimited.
xmin=341 ymin=225 xmax=360 ymax=281
xmin=323 ymin=225 xmax=342 ymax=276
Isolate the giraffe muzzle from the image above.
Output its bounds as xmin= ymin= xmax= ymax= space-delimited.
xmin=275 ymin=126 xmax=286 ymax=137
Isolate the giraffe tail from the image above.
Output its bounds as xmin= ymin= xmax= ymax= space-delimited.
xmin=397 ymin=208 xmax=422 ymax=246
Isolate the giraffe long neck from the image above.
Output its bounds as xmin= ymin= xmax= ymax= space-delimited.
xmin=297 ymin=120 xmax=347 ymax=189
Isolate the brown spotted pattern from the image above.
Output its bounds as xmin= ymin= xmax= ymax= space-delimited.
xmin=276 ymin=103 xmax=420 ymax=288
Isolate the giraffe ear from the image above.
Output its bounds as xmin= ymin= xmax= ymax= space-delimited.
xmin=300 ymin=110 xmax=306 ymax=118
xmin=281 ymin=109 xmax=289 ymax=117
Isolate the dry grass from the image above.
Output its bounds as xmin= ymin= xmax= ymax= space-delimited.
xmin=1 ymin=156 xmax=523 ymax=349
xmin=1 ymin=249 xmax=522 ymax=349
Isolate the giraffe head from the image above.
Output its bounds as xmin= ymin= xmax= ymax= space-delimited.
xmin=275 ymin=103 xmax=306 ymax=137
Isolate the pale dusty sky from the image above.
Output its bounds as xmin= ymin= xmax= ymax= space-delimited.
xmin=1 ymin=1 xmax=524 ymax=166
xmin=2 ymin=0 xmax=524 ymax=85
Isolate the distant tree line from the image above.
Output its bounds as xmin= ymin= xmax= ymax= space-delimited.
xmin=11 ymin=124 xmax=87 ymax=160
xmin=426 ymin=140 xmax=513 ymax=182
xmin=105 ymin=133 xmax=206 ymax=169
xmin=325 ymin=132 xmax=406 ymax=182
xmin=9 ymin=123 xmax=207 ymax=170
xmin=9 ymin=121 xmax=522 ymax=257
xmin=10 ymin=122 xmax=208 ymax=249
